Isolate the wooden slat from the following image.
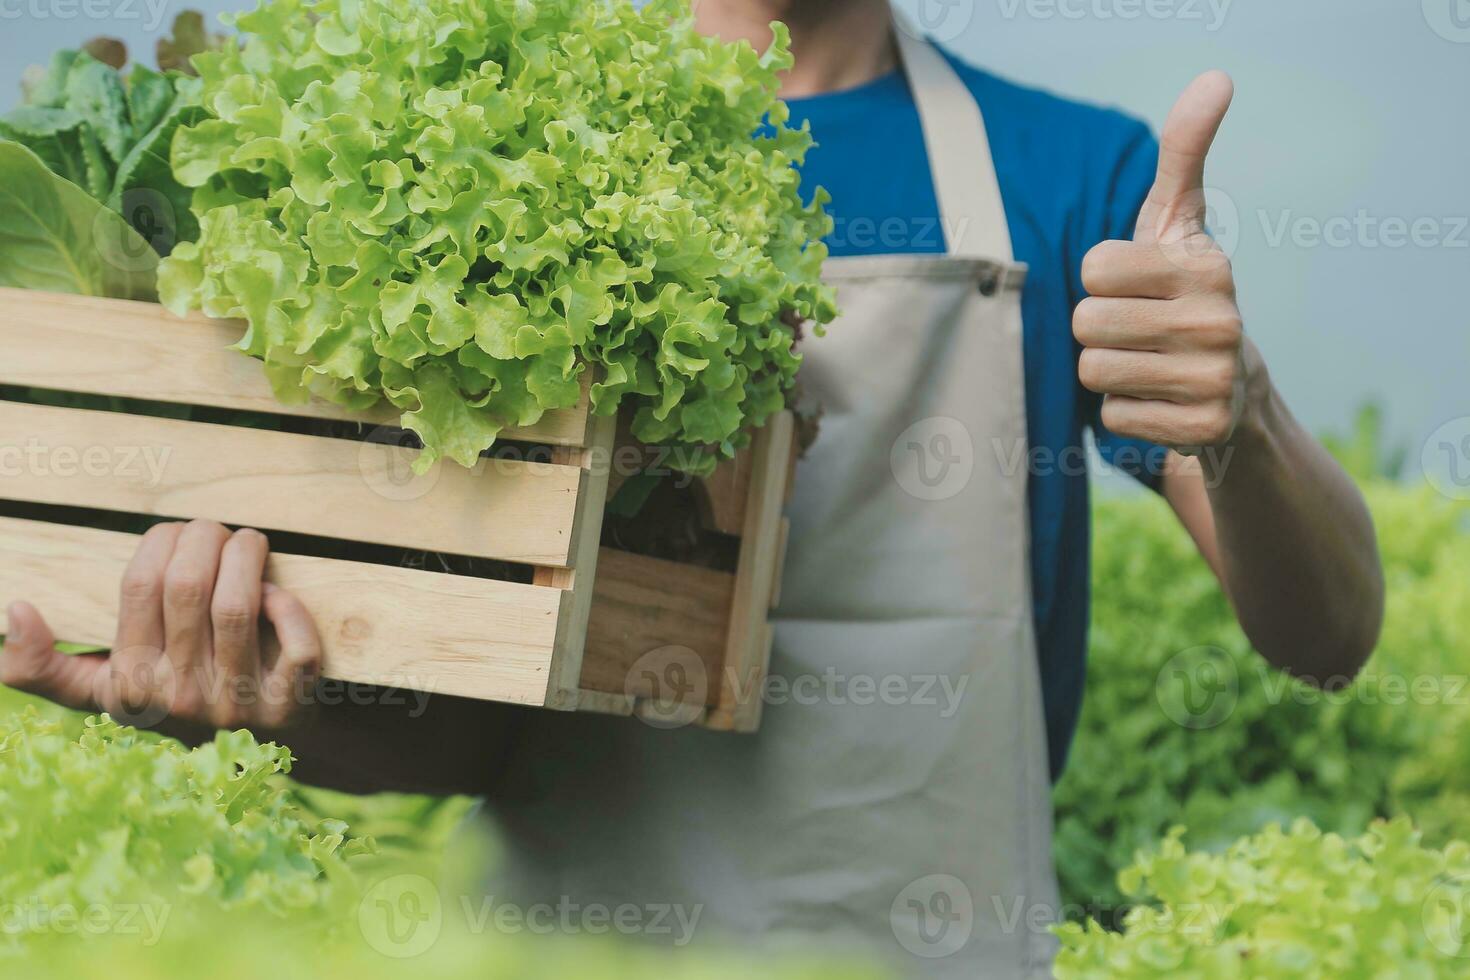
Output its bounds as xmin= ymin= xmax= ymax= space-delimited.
xmin=581 ymin=547 xmax=733 ymax=705
xmin=0 ymin=517 xmax=562 ymax=705
xmin=0 ymin=288 xmax=592 ymax=447
xmin=0 ymin=400 xmax=582 ymax=566
xmin=769 ymin=517 xmax=791 ymax=609
xmin=573 ymin=689 xmax=637 ymax=717
xmin=704 ymin=412 xmax=794 ymax=732
xmin=695 ymin=448 xmax=754 ymax=536
xmin=532 ymin=411 xmax=618 ymax=709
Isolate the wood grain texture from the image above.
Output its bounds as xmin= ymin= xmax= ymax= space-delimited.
xmin=532 ymin=411 xmax=618 ymax=709
xmin=0 ymin=517 xmax=562 ymax=704
xmin=581 ymin=547 xmax=733 ymax=705
xmin=0 ymin=400 xmax=583 ymax=566
xmin=704 ymin=411 xmax=794 ymax=732
xmin=0 ymin=288 xmax=592 ymax=447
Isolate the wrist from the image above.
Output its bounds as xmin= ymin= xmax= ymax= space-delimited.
xmin=1205 ymin=339 xmax=1283 ymax=488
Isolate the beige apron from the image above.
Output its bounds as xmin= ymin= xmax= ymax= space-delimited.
xmin=488 ymin=21 xmax=1060 ymax=979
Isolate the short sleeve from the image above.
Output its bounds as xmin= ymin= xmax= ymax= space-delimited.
xmin=1081 ymin=120 xmax=1170 ymax=493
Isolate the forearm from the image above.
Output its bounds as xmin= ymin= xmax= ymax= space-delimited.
xmin=1186 ymin=342 xmax=1384 ymax=685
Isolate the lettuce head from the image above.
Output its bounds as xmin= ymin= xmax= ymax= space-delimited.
xmin=158 ymin=0 xmax=837 ymax=473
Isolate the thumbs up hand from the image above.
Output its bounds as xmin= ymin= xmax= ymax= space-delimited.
xmin=1074 ymin=71 xmax=1257 ymax=453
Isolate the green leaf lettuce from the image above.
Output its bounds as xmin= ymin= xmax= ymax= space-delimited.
xmin=158 ymin=0 xmax=837 ymax=473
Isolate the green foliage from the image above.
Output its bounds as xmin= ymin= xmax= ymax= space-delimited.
xmin=0 ymin=693 xmax=874 ymax=977
xmin=1056 ymin=479 xmax=1470 ymax=918
xmin=3 ymin=28 xmax=208 ymax=253
xmin=0 ymin=710 xmax=368 ymax=954
xmin=0 ymin=141 xmax=159 ymax=299
xmin=157 ymin=0 xmax=837 ymax=475
xmin=1055 ymin=818 xmax=1470 ymax=978
xmin=26 ymin=927 xmax=883 ymax=980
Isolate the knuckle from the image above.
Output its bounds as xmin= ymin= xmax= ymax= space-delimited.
xmin=211 ymin=601 xmax=257 ymax=636
xmin=1196 ymin=312 xmax=1243 ymax=350
xmin=1188 ymin=408 xmax=1234 ymax=445
xmin=114 ymin=675 xmax=153 ymax=715
xmin=170 ymin=688 xmax=207 ymax=723
xmin=1198 ymin=250 xmax=1235 ymax=290
xmin=1205 ymin=361 xmax=1238 ymax=400
xmin=211 ymin=705 xmax=245 ymax=731
xmin=120 ymin=569 xmax=164 ymax=606
xmin=164 ymin=564 xmax=214 ymax=606
xmin=0 ymin=655 xmax=39 ymax=691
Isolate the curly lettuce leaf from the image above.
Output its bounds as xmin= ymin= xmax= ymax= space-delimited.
xmin=159 ymin=0 xmax=836 ymax=473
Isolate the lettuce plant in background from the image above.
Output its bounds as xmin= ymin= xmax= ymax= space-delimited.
xmin=1054 ymin=409 xmax=1470 ymax=921
xmin=0 ymin=141 xmax=159 ymax=299
xmin=158 ymin=0 xmax=838 ymax=474
xmin=2 ymin=14 xmax=219 ymax=255
xmin=1054 ymin=819 xmax=1470 ymax=978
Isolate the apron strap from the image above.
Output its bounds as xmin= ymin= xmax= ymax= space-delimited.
xmin=891 ymin=11 xmax=1015 ymax=263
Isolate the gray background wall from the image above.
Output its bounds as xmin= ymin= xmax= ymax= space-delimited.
xmin=3 ymin=0 xmax=1464 ymax=485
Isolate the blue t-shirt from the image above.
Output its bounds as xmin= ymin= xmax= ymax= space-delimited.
xmin=785 ymin=50 xmax=1168 ymax=778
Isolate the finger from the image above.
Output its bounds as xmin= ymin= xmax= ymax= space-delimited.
xmin=1099 ymin=395 xmax=1237 ymax=449
xmin=212 ymin=529 xmax=268 ymax=682
xmin=1 ymin=601 xmax=104 ymax=712
xmin=1079 ymin=349 xmax=1235 ymax=404
xmin=1075 ymin=295 xmax=1244 ymax=354
xmin=162 ymin=520 xmax=232 ymax=676
xmin=116 ymin=522 xmax=184 ymax=656
xmin=1074 ymin=297 xmax=1179 ymax=351
xmin=112 ymin=522 xmax=185 ymax=712
xmin=1138 ymin=70 xmax=1234 ymax=243
xmin=1081 ymin=240 xmax=1196 ymax=300
xmin=261 ymin=584 xmax=322 ymax=728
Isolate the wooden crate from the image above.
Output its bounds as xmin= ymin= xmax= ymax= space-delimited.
xmin=0 ymin=288 xmax=793 ymax=732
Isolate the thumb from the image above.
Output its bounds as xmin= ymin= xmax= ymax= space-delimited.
xmin=1137 ymin=70 xmax=1234 ymax=244
xmin=1 ymin=602 xmax=102 ymax=711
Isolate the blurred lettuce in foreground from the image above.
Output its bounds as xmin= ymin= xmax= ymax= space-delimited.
xmin=1054 ymin=819 xmax=1470 ymax=978
xmin=0 ymin=710 xmax=366 ymax=955
xmin=159 ymin=0 xmax=837 ymax=474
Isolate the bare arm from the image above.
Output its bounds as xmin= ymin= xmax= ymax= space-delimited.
xmin=1076 ymin=72 xmax=1383 ymax=685
xmin=1160 ymin=343 xmax=1383 ymax=684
